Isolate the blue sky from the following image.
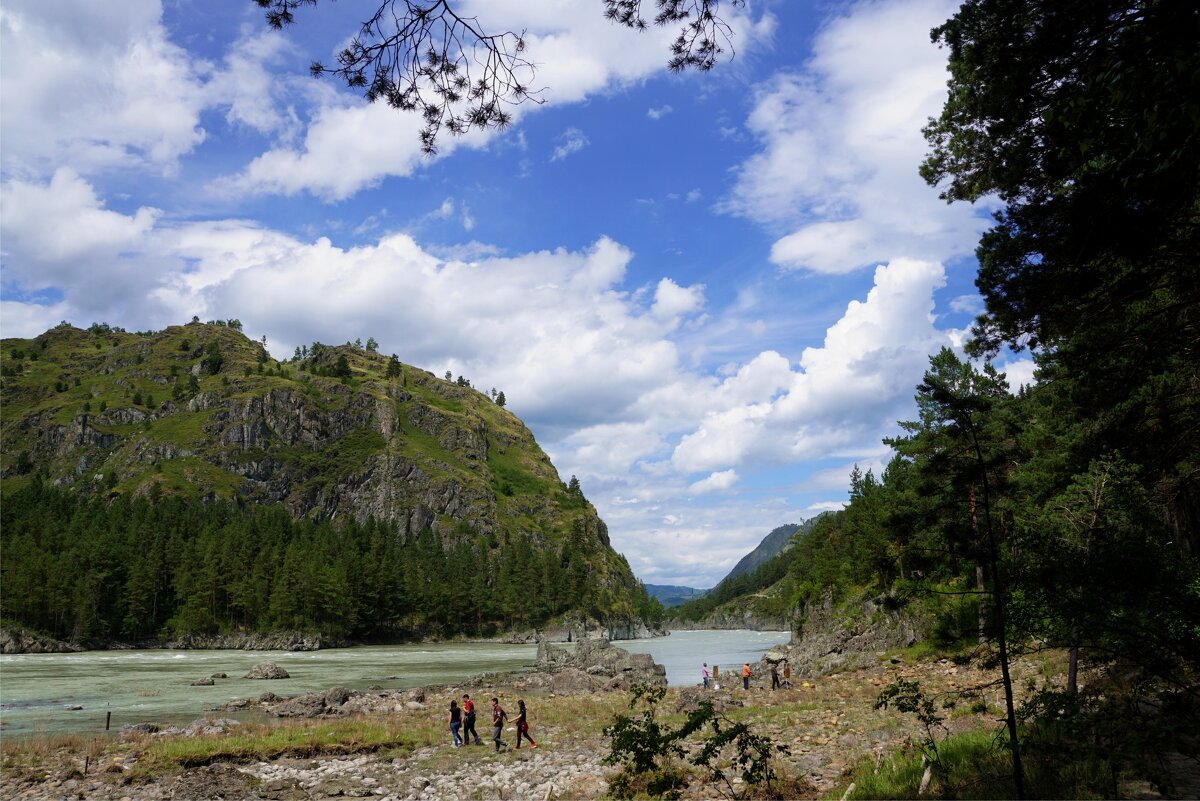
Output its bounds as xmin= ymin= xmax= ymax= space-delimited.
xmin=0 ymin=0 xmax=1031 ymax=587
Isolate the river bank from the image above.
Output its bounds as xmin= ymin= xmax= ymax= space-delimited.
xmin=0 ymin=615 xmax=664 ymax=655
xmin=1 ymin=648 xmax=1090 ymax=801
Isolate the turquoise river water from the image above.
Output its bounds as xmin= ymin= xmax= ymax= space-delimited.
xmin=0 ymin=629 xmax=788 ymax=737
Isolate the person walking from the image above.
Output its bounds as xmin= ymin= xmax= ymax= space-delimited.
xmin=490 ymin=697 xmax=509 ymax=752
xmin=462 ymin=694 xmax=482 ymax=745
xmin=514 ymin=699 xmax=538 ymax=749
xmin=770 ymin=662 xmax=780 ymax=690
xmin=448 ymin=700 xmax=463 ymax=747
xmin=782 ymin=659 xmax=792 ymax=688
xmin=742 ymin=662 xmax=751 ymax=690
xmin=702 ymin=661 xmax=710 ymax=689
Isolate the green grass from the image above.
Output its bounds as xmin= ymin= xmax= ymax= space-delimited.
xmin=840 ymin=728 xmax=1014 ymax=800
xmin=150 ymin=410 xmax=213 ymax=448
xmin=133 ymin=717 xmax=418 ymax=772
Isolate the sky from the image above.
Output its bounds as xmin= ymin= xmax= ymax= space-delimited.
xmin=0 ymin=0 xmax=1033 ymax=588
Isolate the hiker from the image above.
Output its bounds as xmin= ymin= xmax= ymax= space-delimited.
xmin=449 ymin=699 xmax=463 ymax=747
xmin=770 ymin=662 xmax=780 ymax=690
xmin=742 ymin=662 xmax=751 ymax=690
xmin=490 ymin=697 xmax=509 ymax=752
xmin=515 ymin=699 xmax=538 ymax=749
xmin=462 ymin=694 xmax=481 ymax=745
xmin=702 ymin=661 xmax=710 ymax=689
xmin=782 ymin=660 xmax=792 ymax=688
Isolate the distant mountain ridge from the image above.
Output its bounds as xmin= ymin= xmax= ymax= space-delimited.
xmin=644 ymin=583 xmax=709 ymax=608
xmin=718 ymin=523 xmax=804 ymax=585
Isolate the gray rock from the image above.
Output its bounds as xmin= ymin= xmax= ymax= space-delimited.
xmin=245 ymin=660 xmax=290 ymax=679
xmin=190 ymin=677 xmax=215 ymax=686
xmin=324 ymin=686 xmax=352 ymax=707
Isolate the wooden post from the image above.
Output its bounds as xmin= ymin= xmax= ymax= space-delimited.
xmin=105 ymin=711 xmax=111 ymax=731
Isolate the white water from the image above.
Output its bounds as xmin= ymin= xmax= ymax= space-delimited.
xmin=0 ymin=630 xmax=788 ymax=737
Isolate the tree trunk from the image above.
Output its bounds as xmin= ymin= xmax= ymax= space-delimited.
xmin=976 ymin=563 xmax=987 ymax=644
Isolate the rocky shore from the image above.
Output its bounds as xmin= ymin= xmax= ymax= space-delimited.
xmin=0 ymin=636 xmax=1088 ymax=801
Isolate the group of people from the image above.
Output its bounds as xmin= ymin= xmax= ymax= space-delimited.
xmin=701 ymin=659 xmax=792 ymax=690
xmin=448 ymin=694 xmax=537 ymax=752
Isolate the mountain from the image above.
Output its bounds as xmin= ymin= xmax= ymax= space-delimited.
xmin=0 ymin=322 xmax=658 ymax=645
xmin=670 ymin=516 xmax=829 ymax=629
xmin=718 ymin=523 xmax=804 ymax=585
xmin=644 ymin=584 xmax=709 ymax=608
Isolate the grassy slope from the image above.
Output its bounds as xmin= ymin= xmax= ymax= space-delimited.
xmin=0 ymin=323 xmax=639 ymax=612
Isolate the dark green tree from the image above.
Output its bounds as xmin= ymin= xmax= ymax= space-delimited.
xmin=923 ymin=0 xmax=1200 ymax=549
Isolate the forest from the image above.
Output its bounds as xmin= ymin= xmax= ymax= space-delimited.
xmin=0 ymin=483 xmax=663 ymax=643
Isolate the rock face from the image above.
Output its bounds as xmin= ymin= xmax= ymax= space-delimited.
xmin=762 ymin=591 xmax=926 ymax=677
xmin=530 ymin=638 xmax=667 ymax=690
xmin=0 ymin=629 xmax=82 ymax=654
xmin=166 ymin=632 xmax=338 ymax=651
xmin=244 ymin=661 xmax=290 ymax=680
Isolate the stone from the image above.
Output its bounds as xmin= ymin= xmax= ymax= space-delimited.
xmin=190 ymin=677 xmax=215 ymax=686
xmin=324 ymin=686 xmax=352 ymax=707
xmin=245 ymin=661 xmax=290 ymax=679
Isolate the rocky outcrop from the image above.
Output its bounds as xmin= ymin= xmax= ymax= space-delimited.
xmin=244 ymin=661 xmax=290 ymax=680
xmin=665 ymin=611 xmax=790 ymax=632
xmin=530 ymin=638 xmax=667 ymax=690
xmin=165 ymin=631 xmax=340 ymax=651
xmin=0 ymin=629 xmax=83 ymax=654
xmin=760 ymin=591 xmax=925 ymax=677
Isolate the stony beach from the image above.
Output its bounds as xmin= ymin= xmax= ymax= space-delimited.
xmin=0 ymin=646 xmax=1058 ymax=801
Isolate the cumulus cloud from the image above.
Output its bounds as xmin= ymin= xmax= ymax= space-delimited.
xmin=721 ymin=0 xmax=991 ymax=274
xmin=647 ymin=105 xmax=674 ymax=119
xmin=672 ymin=258 xmax=950 ymax=472
xmin=0 ymin=0 xmax=208 ymax=178
xmin=689 ymin=469 xmax=739 ymax=494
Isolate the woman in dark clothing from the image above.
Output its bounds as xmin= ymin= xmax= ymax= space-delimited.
xmin=515 ymin=699 xmax=537 ymax=749
xmin=449 ymin=699 xmax=463 ymax=747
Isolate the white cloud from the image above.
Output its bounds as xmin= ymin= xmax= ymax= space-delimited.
xmin=722 ymin=0 xmax=991 ymax=274
xmin=1000 ymin=357 xmax=1037 ymax=392
xmin=219 ymin=0 xmax=775 ymax=199
xmin=689 ymin=469 xmax=739 ymax=494
xmin=0 ymin=0 xmax=208 ymax=178
xmin=551 ymin=128 xmax=590 ymax=162
xmin=647 ymin=105 xmax=674 ymax=119
xmin=672 ymin=258 xmax=950 ymax=472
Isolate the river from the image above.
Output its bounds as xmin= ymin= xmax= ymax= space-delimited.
xmin=0 ymin=630 xmax=788 ymax=737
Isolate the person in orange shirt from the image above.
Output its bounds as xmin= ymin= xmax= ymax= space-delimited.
xmin=742 ymin=662 xmax=751 ymax=690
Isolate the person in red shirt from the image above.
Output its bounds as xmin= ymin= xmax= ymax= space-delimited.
xmin=462 ymin=694 xmax=481 ymax=745
xmin=742 ymin=662 xmax=751 ymax=690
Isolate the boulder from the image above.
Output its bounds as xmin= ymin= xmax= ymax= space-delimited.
xmin=549 ymin=668 xmax=597 ymax=693
xmin=244 ymin=661 xmax=289 ymax=679
xmin=536 ymin=636 xmax=667 ymax=688
xmin=190 ymin=677 xmax=215 ymax=686
xmin=268 ymin=694 xmax=327 ymax=718
xmin=324 ymin=686 xmax=351 ymax=707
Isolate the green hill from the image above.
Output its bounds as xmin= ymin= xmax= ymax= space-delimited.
xmin=0 ymin=322 xmax=661 ymax=646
